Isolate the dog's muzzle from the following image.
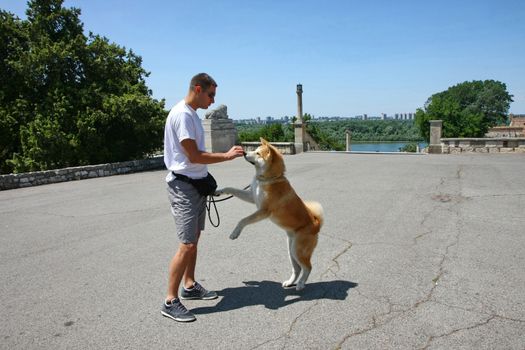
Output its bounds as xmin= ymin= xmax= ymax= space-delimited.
xmin=243 ymin=151 xmax=256 ymax=165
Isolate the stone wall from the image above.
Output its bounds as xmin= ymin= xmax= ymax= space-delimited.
xmin=0 ymin=155 xmax=165 ymax=191
xmin=441 ymin=138 xmax=525 ymax=154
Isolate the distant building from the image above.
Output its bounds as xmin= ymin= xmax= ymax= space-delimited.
xmin=485 ymin=114 xmax=525 ymax=137
xmin=391 ymin=112 xmax=415 ymax=120
xmin=510 ymin=114 xmax=525 ymax=128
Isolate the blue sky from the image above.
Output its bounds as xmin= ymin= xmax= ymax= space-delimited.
xmin=2 ymin=0 xmax=525 ymax=119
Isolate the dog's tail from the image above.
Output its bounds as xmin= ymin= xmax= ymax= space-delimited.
xmin=305 ymin=201 xmax=324 ymax=229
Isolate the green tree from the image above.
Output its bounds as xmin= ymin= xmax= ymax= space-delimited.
xmin=306 ymin=123 xmax=344 ymax=151
xmin=399 ymin=142 xmax=418 ymax=152
xmin=302 ymin=113 xmax=313 ymax=122
xmin=238 ymin=123 xmax=292 ymax=143
xmin=309 ymin=120 xmax=422 ymax=143
xmin=415 ymin=80 xmax=513 ymax=140
xmin=0 ymin=0 xmax=165 ymax=173
xmin=0 ymin=9 xmax=30 ymax=168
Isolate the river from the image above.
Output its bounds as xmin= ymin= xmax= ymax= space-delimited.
xmin=349 ymin=142 xmax=427 ymax=152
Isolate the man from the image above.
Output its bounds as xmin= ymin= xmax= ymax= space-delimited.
xmin=161 ymin=73 xmax=244 ymax=322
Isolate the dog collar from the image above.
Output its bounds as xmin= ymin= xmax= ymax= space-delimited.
xmin=256 ymin=175 xmax=286 ymax=183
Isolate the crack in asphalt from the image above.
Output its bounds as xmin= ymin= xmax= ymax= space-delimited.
xmin=321 ymin=239 xmax=353 ymax=279
xmin=250 ymin=235 xmax=354 ymax=350
xmin=334 ymin=166 xmax=471 ymax=348
xmin=432 ymin=300 xmax=525 ymax=323
xmin=334 ymin=293 xmax=407 ymax=349
xmin=415 ymin=166 xmax=464 ymax=309
xmin=420 ymin=315 xmax=497 ymax=350
xmin=414 ymin=210 xmax=433 ymax=243
xmin=468 ymin=193 xmax=525 ymax=199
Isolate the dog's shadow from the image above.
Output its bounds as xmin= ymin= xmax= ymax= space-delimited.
xmin=191 ymin=280 xmax=357 ymax=315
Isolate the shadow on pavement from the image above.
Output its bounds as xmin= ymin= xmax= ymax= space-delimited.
xmin=191 ymin=280 xmax=357 ymax=315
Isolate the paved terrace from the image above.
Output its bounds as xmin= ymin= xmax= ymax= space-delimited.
xmin=1 ymin=152 xmax=524 ymax=349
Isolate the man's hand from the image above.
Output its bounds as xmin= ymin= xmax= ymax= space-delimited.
xmin=180 ymin=140 xmax=244 ymax=164
xmin=225 ymin=146 xmax=245 ymax=160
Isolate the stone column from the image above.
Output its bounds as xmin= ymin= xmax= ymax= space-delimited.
xmin=345 ymin=129 xmax=352 ymax=151
xmin=294 ymin=84 xmax=305 ymax=154
xmin=428 ymin=120 xmax=443 ymax=154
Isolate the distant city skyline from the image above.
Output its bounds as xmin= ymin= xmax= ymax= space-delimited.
xmin=2 ymin=0 xmax=524 ymax=119
xmin=234 ymin=113 xmax=417 ymax=124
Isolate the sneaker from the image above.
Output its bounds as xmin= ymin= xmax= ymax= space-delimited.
xmin=180 ymin=282 xmax=218 ymax=300
xmin=161 ymin=298 xmax=196 ymax=322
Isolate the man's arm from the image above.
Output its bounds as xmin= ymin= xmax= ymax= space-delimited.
xmin=180 ymin=139 xmax=244 ymax=164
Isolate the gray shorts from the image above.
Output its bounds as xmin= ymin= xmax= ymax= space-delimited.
xmin=167 ymin=179 xmax=206 ymax=244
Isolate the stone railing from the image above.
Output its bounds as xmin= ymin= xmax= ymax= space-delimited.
xmin=0 ymin=155 xmax=165 ymax=191
xmin=441 ymin=138 xmax=525 ymax=154
xmin=241 ymin=142 xmax=296 ymax=154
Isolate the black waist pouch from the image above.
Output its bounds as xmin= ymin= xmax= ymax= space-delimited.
xmin=173 ymin=172 xmax=217 ymax=197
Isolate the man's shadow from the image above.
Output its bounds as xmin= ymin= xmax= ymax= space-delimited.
xmin=191 ymin=280 xmax=357 ymax=315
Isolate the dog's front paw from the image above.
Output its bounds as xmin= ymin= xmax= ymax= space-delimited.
xmin=216 ymin=187 xmax=232 ymax=196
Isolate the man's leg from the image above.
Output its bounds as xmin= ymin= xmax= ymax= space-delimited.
xmin=182 ymin=230 xmax=200 ymax=289
xmin=162 ymin=181 xmax=204 ymax=322
xmin=178 ymin=227 xmax=217 ymax=301
xmin=166 ymin=242 xmax=197 ymax=301
xmin=166 ymin=180 xmax=203 ymax=299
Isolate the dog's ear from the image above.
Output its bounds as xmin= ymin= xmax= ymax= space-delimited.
xmin=260 ymin=137 xmax=268 ymax=145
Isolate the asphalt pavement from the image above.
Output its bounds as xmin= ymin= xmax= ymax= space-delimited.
xmin=1 ymin=152 xmax=524 ymax=349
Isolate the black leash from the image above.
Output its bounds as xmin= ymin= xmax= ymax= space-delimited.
xmin=205 ymin=185 xmax=251 ymax=227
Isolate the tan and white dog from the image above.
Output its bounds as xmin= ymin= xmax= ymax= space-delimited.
xmin=217 ymin=138 xmax=323 ymax=290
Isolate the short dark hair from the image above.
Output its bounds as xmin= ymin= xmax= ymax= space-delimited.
xmin=189 ymin=73 xmax=217 ymax=91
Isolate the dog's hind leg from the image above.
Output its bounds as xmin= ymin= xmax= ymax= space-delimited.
xmin=295 ymin=261 xmax=311 ymax=291
xmin=294 ymin=234 xmax=318 ymax=291
xmin=282 ymin=232 xmax=301 ymax=288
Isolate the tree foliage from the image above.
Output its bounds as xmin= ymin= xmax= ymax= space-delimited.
xmin=310 ymin=119 xmax=422 ymax=144
xmin=305 ymin=123 xmax=344 ymax=151
xmin=0 ymin=0 xmax=166 ymax=173
xmin=237 ymin=123 xmax=293 ymax=143
xmin=415 ymin=80 xmax=513 ymax=139
xmin=399 ymin=142 xmax=418 ymax=152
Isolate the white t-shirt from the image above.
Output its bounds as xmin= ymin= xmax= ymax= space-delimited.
xmin=164 ymin=100 xmax=207 ymax=182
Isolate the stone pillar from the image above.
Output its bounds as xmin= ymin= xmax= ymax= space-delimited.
xmin=202 ymin=105 xmax=238 ymax=152
xmin=428 ymin=120 xmax=443 ymax=154
xmin=294 ymin=84 xmax=305 ymax=153
xmin=345 ymin=129 xmax=352 ymax=151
